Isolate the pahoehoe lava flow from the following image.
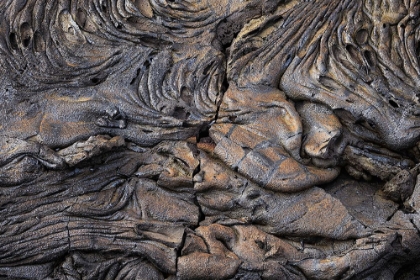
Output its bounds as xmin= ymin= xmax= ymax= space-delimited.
xmin=1 ymin=0 xmax=420 ymax=279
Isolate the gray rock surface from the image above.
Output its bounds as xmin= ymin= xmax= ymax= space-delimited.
xmin=1 ymin=0 xmax=420 ymax=279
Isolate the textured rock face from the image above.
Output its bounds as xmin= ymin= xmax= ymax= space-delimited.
xmin=1 ymin=0 xmax=420 ymax=279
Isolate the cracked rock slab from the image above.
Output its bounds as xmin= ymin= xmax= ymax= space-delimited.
xmin=1 ymin=0 xmax=420 ymax=279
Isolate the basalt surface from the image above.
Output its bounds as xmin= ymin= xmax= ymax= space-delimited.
xmin=1 ymin=0 xmax=420 ymax=279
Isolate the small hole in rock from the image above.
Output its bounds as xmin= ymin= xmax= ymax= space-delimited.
xmin=363 ymin=50 xmax=375 ymax=67
xmin=76 ymin=8 xmax=87 ymax=28
xmin=127 ymin=17 xmax=138 ymax=24
xmin=90 ymin=76 xmax=106 ymax=85
xmin=389 ymin=99 xmax=399 ymax=108
xmin=367 ymin=120 xmax=376 ymax=128
xmin=345 ymin=44 xmax=364 ymax=65
xmin=255 ymin=240 xmax=265 ymax=250
xmin=172 ymin=107 xmax=189 ymax=119
xmin=247 ymin=192 xmax=260 ymax=200
xmin=22 ymin=37 xmax=31 ymax=48
xmin=285 ymin=54 xmax=292 ymax=66
xmin=20 ymin=22 xmax=33 ymax=48
xmin=203 ymin=64 xmax=212 ymax=76
xmin=9 ymin=33 xmax=18 ymax=50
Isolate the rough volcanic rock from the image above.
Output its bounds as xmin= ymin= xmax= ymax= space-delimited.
xmin=1 ymin=0 xmax=420 ymax=279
